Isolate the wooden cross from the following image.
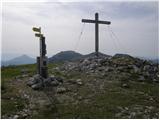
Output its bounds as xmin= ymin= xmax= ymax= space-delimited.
xmin=82 ymin=13 xmax=111 ymax=57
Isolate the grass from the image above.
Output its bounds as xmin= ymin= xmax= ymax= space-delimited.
xmin=1 ymin=62 xmax=159 ymax=119
xmin=1 ymin=62 xmax=63 ymax=118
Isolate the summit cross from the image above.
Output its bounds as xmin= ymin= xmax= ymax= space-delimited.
xmin=82 ymin=13 xmax=111 ymax=57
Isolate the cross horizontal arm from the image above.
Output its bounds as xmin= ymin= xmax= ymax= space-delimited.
xmin=98 ymin=20 xmax=111 ymax=25
xmin=82 ymin=19 xmax=111 ymax=25
xmin=82 ymin=19 xmax=96 ymax=23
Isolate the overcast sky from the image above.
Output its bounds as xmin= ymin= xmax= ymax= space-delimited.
xmin=1 ymin=0 xmax=159 ymax=61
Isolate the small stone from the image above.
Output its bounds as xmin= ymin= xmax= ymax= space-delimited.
xmin=31 ymin=83 xmax=43 ymax=90
xmin=22 ymin=113 xmax=28 ymax=118
xmin=76 ymin=79 xmax=83 ymax=85
xmin=57 ymin=87 xmax=67 ymax=94
xmin=13 ymin=115 xmax=19 ymax=119
xmin=149 ymin=97 xmax=154 ymax=101
xmin=143 ymin=65 xmax=150 ymax=71
xmin=27 ymin=78 xmax=38 ymax=87
xmin=124 ymin=107 xmax=129 ymax=110
xmin=50 ymin=80 xmax=59 ymax=86
xmin=138 ymin=76 xmax=145 ymax=81
xmin=122 ymin=83 xmax=129 ymax=88
xmin=55 ymin=77 xmax=63 ymax=83
xmin=153 ymin=79 xmax=158 ymax=83
xmin=21 ymin=74 xmax=28 ymax=78
xmin=78 ymin=96 xmax=83 ymax=100
xmin=50 ymin=75 xmax=56 ymax=81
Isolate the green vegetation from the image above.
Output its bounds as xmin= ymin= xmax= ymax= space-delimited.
xmin=1 ymin=62 xmax=159 ymax=119
xmin=1 ymin=63 xmax=62 ymax=118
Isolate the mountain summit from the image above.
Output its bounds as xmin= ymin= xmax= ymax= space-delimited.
xmin=2 ymin=55 xmax=36 ymax=66
xmin=48 ymin=51 xmax=83 ymax=63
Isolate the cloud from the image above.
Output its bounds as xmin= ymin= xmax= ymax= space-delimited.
xmin=2 ymin=1 xmax=159 ymax=60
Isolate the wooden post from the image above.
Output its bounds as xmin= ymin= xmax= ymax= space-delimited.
xmin=32 ymin=27 xmax=48 ymax=79
xmin=95 ymin=13 xmax=99 ymax=57
xmin=40 ymin=36 xmax=48 ymax=78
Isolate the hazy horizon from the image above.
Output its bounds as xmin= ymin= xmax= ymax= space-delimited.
xmin=2 ymin=1 xmax=159 ymax=61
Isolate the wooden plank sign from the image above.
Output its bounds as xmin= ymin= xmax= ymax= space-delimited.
xmin=35 ymin=33 xmax=43 ymax=37
xmin=32 ymin=27 xmax=41 ymax=32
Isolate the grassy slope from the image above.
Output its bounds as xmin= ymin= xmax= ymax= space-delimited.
xmin=1 ymin=63 xmax=159 ymax=119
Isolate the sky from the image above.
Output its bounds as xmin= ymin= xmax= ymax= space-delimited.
xmin=1 ymin=0 xmax=159 ymax=61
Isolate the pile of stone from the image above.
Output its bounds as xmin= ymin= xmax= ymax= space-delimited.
xmin=61 ymin=54 xmax=159 ymax=83
xmin=27 ymin=74 xmax=63 ymax=90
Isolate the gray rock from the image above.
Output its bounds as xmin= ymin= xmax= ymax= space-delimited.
xmin=21 ymin=69 xmax=28 ymax=74
xmin=57 ymin=87 xmax=67 ymax=93
xmin=43 ymin=78 xmax=52 ymax=85
xmin=122 ymin=83 xmax=129 ymax=88
xmin=132 ymin=65 xmax=140 ymax=73
xmin=50 ymin=80 xmax=59 ymax=86
xmin=31 ymin=83 xmax=43 ymax=90
xmin=138 ymin=76 xmax=145 ymax=81
xmin=27 ymin=78 xmax=39 ymax=87
xmin=143 ymin=65 xmax=150 ymax=71
xmin=76 ymin=79 xmax=83 ymax=85
xmin=50 ymin=75 xmax=56 ymax=81
xmin=55 ymin=77 xmax=63 ymax=83
xmin=153 ymin=79 xmax=158 ymax=83
xmin=21 ymin=74 xmax=29 ymax=78
xmin=13 ymin=115 xmax=19 ymax=119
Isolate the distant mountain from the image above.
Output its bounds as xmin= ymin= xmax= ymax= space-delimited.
xmin=83 ymin=52 xmax=111 ymax=59
xmin=48 ymin=51 xmax=83 ymax=63
xmin=1 ymin=55 xmax=36 ymax=66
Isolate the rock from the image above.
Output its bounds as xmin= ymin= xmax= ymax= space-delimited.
xmin=105 ymin=67 xmax=114 ymax=72
xmin=153 ymin=79 xmax=158 ymax=83
xmin=33 ymin=74 xmax=42 ymax=80
xmin=27 ymin=78 xmax=38 ymax=86
xmin=67 ymin=79 xmax=77 ymax=84
xmin=132 ymin=65 xmax=140 ymax=73
xmin=78 ymin=96 xmax=83 ymax=101
xmin=55 ymin=77 xmax=63 ymax=83
xmin=50 ymin=80 xmax=59 ymax=86
xmin=21 ymin=113 xmax=28 ymax=118
xmin=76 ymin=79 xmax=83 ymax=85
xmin=57 ymin=87 xmax=67 ymax=93
xmin=50 ymin=75 xmax=56 ymax=81
xmin=21 ymin=69 xmax=28 ymax=74
xmin=23 ymin=94 xmax=29 ymax=99
xmin=13 ymin=115 xmax=19 ymax=119
xmin=121 ymin=83 xmax=129 ymax=88
xmin=31 ymin=83 xmax=43 ymax=90
xmin=138 ymin=76 xmax=145 ymax=82
xmin=143 ymin=65 xmax=150 ymax=71
xmin=43 ymin=78 xmax=52 ymax=85
xmin=21 ymin=74 xmax=29 ymax=78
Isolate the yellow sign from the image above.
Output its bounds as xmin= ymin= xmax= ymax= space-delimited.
xmin=35 ymin=33 xmax=43 ymax=37
xmin=32 ymin=27 xmax=41 ymax=32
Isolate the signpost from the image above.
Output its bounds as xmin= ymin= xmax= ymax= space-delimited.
xmin=32 ymin=27 xmax=48 ymax=78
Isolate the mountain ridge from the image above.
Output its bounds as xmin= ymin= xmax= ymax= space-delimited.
xmin=1 ymin=55 xmax=36 ymax=66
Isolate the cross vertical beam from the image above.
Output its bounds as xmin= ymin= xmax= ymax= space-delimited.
xmin=82 ymin=13 xmax=111 ymax=57
xmin=95 ymin=13 xmax=99 ymax=56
